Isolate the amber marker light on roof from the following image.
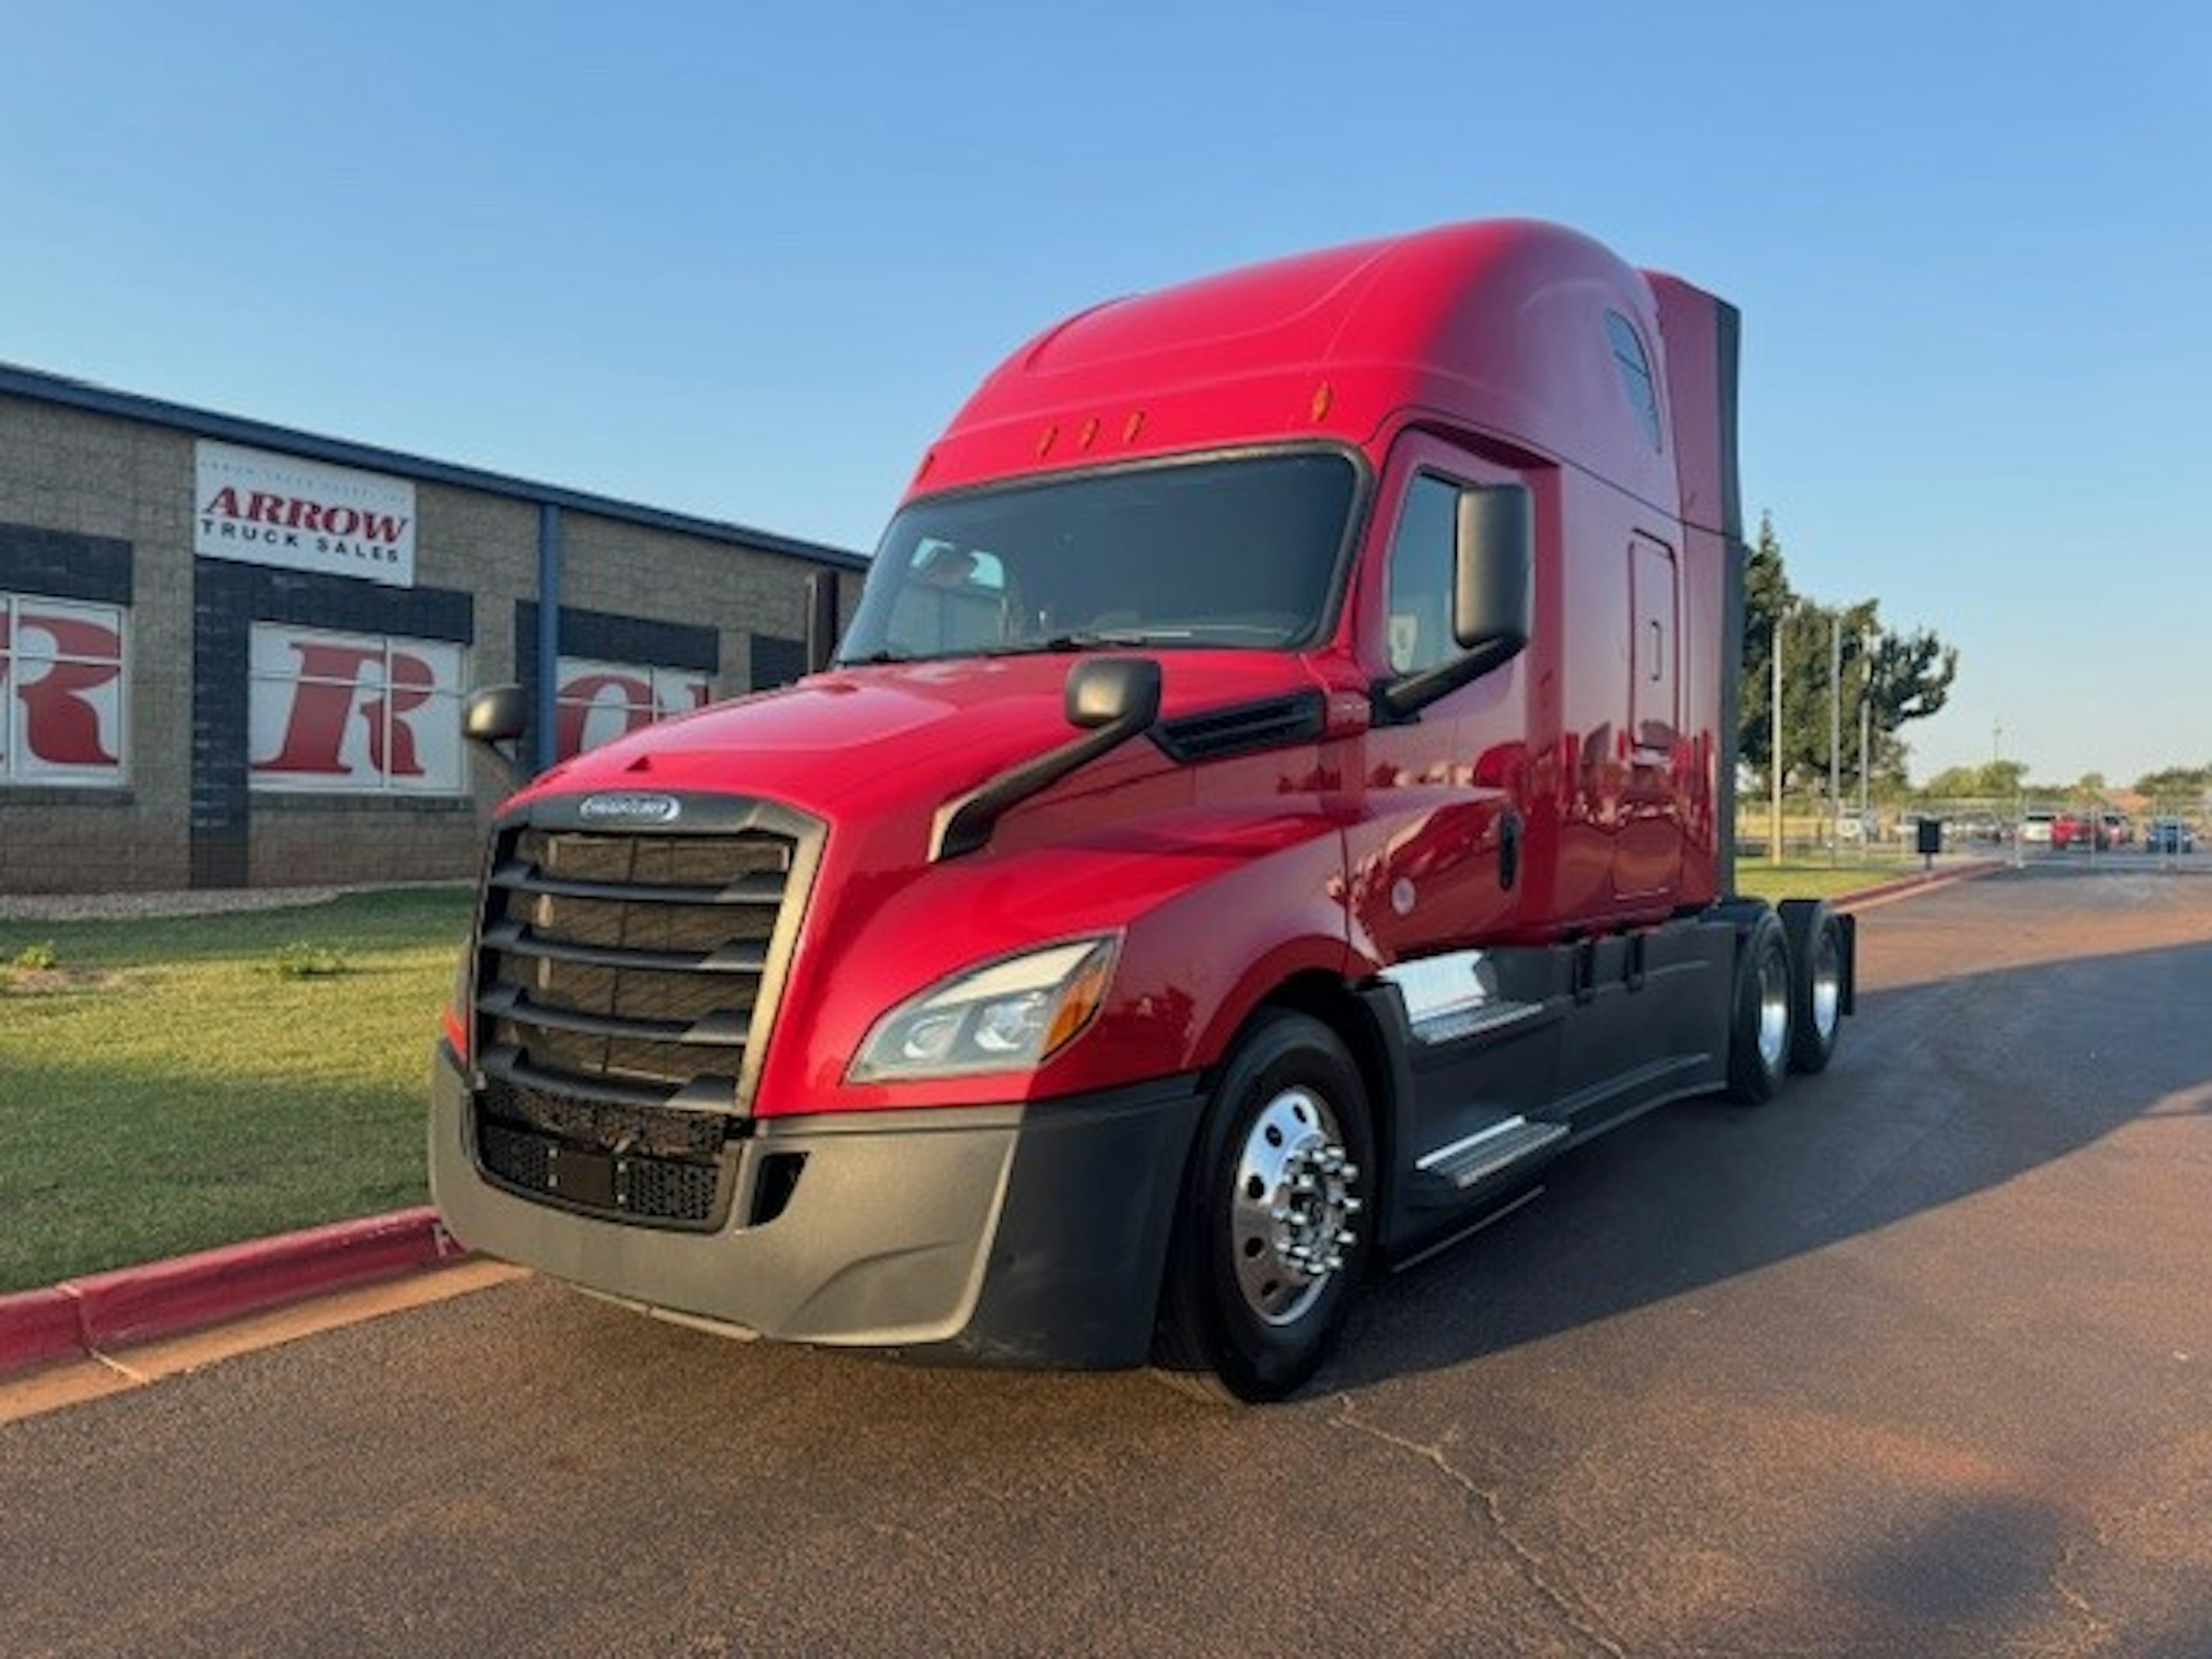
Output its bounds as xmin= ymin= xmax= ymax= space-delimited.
xmin=1310 ymin=380 xmax=1335 ymax=422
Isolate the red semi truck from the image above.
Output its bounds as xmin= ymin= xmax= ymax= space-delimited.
xmin=430 ymin=219 xmax=1853 ymax=1400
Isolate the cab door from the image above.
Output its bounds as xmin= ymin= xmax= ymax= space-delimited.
xmin=1342 ymin=432 xmax=1533 ymax=968
xmin=1613 ymin=533 xmax=1681 ymax=900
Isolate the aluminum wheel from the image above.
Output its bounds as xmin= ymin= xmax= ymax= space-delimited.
xmin=1228 ymin=1085 xmax=1362 ymax=1327
xmin=1756 ymin=943 xmax=1791 ymax=1074
xmin=1809 ymin=927 xmax=1843 ymax=1042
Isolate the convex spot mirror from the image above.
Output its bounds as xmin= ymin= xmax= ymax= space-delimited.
xmin=1066 ymin=656 xmax=1162 ymax=731
xmin=463 ymin=683 xmax=528 ymax=745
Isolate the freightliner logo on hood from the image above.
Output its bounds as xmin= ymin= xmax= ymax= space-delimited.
xmin=578 ymin=792 xmax=683 ymax=825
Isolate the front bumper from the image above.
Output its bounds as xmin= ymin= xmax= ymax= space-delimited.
xmin=429 ymin=1045 xmax=1206 ymax=1369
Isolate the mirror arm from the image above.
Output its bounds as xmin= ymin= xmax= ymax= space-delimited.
xmin=931 ymin=658 xmax=1162 ymax=861
xmin=1375 ymin=636 xmax=1527 ymax=721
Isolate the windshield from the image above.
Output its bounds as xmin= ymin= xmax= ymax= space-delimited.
xmin=836 ymin=451 xmax=1358 ymax=665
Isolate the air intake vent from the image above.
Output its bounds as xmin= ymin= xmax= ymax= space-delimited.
xmin=1153 ymin=690 xmax=1325 ymax=763
xmin=476 ymin=1077 xmax=733 ymax=1227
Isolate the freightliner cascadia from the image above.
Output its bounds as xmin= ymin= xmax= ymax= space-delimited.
xmin=430 ymin=219 xmax=1853 ymax=1402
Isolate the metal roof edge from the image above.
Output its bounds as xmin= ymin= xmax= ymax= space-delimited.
xmin=0 ymin=361 xmax=870 ymax=572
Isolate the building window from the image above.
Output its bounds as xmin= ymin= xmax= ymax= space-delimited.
xmin=249 ymin=623 xmax=466 ymax=794
xmin=1604 ymin=309 xmax=1664 ymax=452
xmin=1 ymin=593 xmax=130 ymax=785
xmin=554 ymin=657 xmax=713 ymax=761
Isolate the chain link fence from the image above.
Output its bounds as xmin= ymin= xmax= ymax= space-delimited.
xmin=1734 ymin=791 xmax=2209 ymax=866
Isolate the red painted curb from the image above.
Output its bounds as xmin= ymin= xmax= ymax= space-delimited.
xmin=1834 ymin=858 xmax=2006 ymax=912
xmin=0 ymin=1287 xmax=85 ymax=1374
xmin=0 ymin=1206 xmax=466 ymax=1378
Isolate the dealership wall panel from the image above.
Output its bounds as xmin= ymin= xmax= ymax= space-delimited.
xmin=0 ymin=366 xmax=865 ymax=894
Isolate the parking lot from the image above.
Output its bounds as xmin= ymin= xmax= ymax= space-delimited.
xmin=3 ymin=865 xmax=2209 ymax=1657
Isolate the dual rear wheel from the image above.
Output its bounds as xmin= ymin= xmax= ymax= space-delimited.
xmin=1727 ymin=899 xmax=1847 ymax=1102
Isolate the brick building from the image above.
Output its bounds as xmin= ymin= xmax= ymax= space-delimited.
xmin=0 ymin=363 xmax=866 ymax=894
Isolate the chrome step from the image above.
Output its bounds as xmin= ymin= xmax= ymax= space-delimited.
xmin=1415 ymin=1116 xmax=1569 ymax=1192
xmin=1381 ymin=952 xmax=1543 ymax=1046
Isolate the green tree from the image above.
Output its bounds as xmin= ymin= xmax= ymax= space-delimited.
xmin=1923 ymin=760 xmax=2028 ymax=800
xmin=2135 ymin=764 xmax=2211 ymax=800
xmin=1737 ymin=513 xmax=1789 ymax=781
xmin=1738 ymin=510 xmax=1958 ymax=794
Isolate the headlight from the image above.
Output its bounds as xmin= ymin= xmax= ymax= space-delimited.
xmin=850 ymin=937 xmax=1117 ymax=1083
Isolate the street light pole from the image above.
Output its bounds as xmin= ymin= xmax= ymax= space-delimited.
xmin=1858 ymin=668 xmax=1872 ymax=828
xmin=1770 ymin=605 xmax=1785 ymax=866
xmin=1828 ymin=612 xmax=1842 ymax=868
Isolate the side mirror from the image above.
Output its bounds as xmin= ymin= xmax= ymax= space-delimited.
xmin=463 ymin=683 xmax=529 ymax=786
xmin=1381 ymin=483 xmax=1534 ymax=719
xmin=1066 ymin=656 xmax=1163 ymax=730
xmin=463 ymin=683 xmax=528 ymax=745
xmin=1454 ymin=484 xmax=1533 ymax=657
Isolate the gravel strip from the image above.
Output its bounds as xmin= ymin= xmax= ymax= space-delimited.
xmin=0 ymin=882 xmax=465 ymax=923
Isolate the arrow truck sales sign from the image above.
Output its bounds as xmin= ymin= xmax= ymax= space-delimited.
xmin=195 ymin=441 xmax=417 ymax=588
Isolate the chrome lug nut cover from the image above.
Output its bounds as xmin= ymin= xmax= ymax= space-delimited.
xmin=1229 ymin=1085 xmax=1363 ymax=1327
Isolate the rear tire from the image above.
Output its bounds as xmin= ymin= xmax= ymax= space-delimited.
xmin=1153 ymin=1011 xmax=1373 ymax=1404
xmin=1778 ymin=899 xmax=1845 ymax=1074
xmin=1725 ymin=909 xmax=1793 ymax=1104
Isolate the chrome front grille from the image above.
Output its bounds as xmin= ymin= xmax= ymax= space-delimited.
xmin=478 ymin=825 xmax=792 ymax=1096
xmin=465 ymin=798 xmax=823 ymax=1227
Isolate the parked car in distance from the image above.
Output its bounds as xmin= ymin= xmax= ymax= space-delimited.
xmin=2051 ymin=814 xmax=2096 ymax=850
xmin=2052 ymin=813 xmax=2119 ymax=851
xmin=2145 ymin=817 xmax=2196 ymax=854
xmin=2020 ymin=811 xmax=2056 ymax=846
xmin=1949 ymin=811 xmax=2006 ymax=844
xmin=2101 ymin=810 xmax=2133 ymax=847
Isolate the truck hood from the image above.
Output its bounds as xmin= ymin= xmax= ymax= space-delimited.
xmin=500 ymin=650 xmax=1361 ymax=1115
xmin=509 ymin=652 xmax=1336 ymax=827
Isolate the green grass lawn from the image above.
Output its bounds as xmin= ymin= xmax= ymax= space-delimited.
xmin=1734 ymin=858 xmax=1925 ymax=904
xmin=0 ymin=887 xmax=470 ymax=1293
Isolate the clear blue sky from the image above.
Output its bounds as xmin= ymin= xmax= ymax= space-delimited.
xmin=5 ymin=2 xmax=2205 ymax=788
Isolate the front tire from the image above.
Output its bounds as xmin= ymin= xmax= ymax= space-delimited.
xmin=1153 ymin=1011 xmax=1373 ymax=1403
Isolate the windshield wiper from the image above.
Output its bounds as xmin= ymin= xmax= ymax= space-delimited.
xmin=844 ymin=631 xmax=1195 ymax=667
xmin=985 ymin=630 xmax=1194 ymax=657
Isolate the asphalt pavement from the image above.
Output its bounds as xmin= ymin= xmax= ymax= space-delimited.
xmin=3 ymin=862 xmax=2208 ymax=1657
